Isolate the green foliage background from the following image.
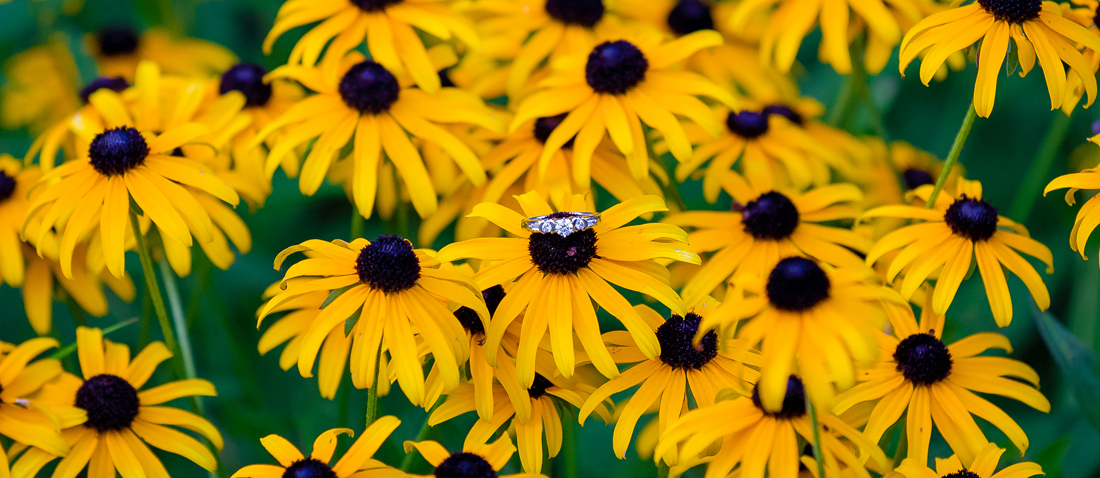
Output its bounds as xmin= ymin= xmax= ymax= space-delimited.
xmin=1 ymin=0 xmax=1099 ymax=477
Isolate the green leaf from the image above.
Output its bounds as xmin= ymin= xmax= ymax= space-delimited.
xmin=1006 ymin=37 xmax=1020 ymax=77
xmin=1031 ymin=302 xmax=1100 ymax=435
xmin=50 ymin=318 xmax=139 ymax=359
xmin=322 ymin=285 xmax=355 ymax=309
xmin=344 ymin=313 xmax=360 ymax=337
xmin=1035 ymin=435 xmax=1071 ymax=478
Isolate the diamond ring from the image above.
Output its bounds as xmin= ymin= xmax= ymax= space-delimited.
xmin=520 ymin=212 xmax=601 ymax=237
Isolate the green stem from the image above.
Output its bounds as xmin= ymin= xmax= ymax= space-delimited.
xmin=139 ymin=284 xmax=152 ymax=348
xmin=892 ymin=416 xmax=908 ymax=470
xmin=926 ymin=103 xmax=978 ymax=208
xmin=337 ymin=375 xmax=351 ymax=429
xmin=1008 ymin=112 xmax=1073 ymax=221
xmin=365 ymin=348 xmax=382 ymax=428
xmin=399 ymin=400 xmax=443 ymax=471
xmin=63 ymin=293 xmax=86 ymax=327
xmin=50 ymin=318 xmax=139 ymax=359
xmin=657 ymin=461 xmax=670 ymax=478
xmin=560 ymin=416 xmax=578 ymax=478
xmin=158 ymin=255 xmax=202 ymax=413
xmin=131 ymin=213 xmax=183 ymax=374
xmin=351 ymin=206 xmax=365 ymax=240
xmin=806 ymin=397 xmax=827 ymax=478
xmin=851 ymin=41 xmax=887 ymax=142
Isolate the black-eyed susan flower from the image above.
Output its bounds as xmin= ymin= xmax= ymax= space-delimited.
xmin=728 ymin=0 xmax=903 ymax=74
xmin=894 ymin=443 xmax=1043 ymax=478
xmin=22 ymin=74 xmax=241 ymax=279
xmin=577 ymin=304 xmax=761 ymax=461
xmin=89 ymin=26 xmax=236 ymax=80
xmin=0 ymin=157 xmax=41 ymax=288
xmin=834 ymin=297 xmax=1049 ymax=467
xmin=435 ymin=192 xmax=700 ymax=386
xmin=0 ymin=338 xmax=68 ymax=458
xmin=230 ymin=418 xmax=401 ymax=478
xmin=510 ymin=32 xmax=736 ymax=183
xmin=254 ymin=53 xmax=503 ymax=219
xmin=11 ymin=327 xmax=222 ymax=478
xmin=1044 ymin=167 xmax=1100 ymax=265
xmin=262 ymin=0 xmax=478 ymax=92
xmin=258 ymin=235 xmax=489 ymax=406
xmin=670 ymin=105 xmax=852 ymax=197
xmin=863 ymin=179 xmax=1053 ymax=327
xmin=0 ymin=42 xmax=81 ymax=135
xmin=21 ymin=242 xmax=136 ymax=336
xmin=404 ymin=435 xmax=544 ymax=478
xmin=664 ymin=171 xmax=869 ymax=308
xmin=899 ymin=0 xmax=1100 ymax=117
xmin=655 ymin=375 xmax=887 ymax=478
xmin=700 ymin=257 xmax=897 ymax=412
xmin=430 ymin=354 xmax=611 ymax=474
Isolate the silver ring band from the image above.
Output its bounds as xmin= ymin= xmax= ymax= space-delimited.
xmin=521 ymin=212 xmax=600 ymax=237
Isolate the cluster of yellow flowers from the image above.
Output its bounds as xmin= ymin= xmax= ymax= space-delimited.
xmin=5 ymin=0 xmax=1100 ymax=476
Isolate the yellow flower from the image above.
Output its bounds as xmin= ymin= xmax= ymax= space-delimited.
xmin=510 ymin=32 xmax=735 ymax=184
xmin=699 ymin=257 xmax=897 ymax=412
xmin=578 ymin=303 xmax=761 ymax=461
xmin=834 ymin=297 xmax=1049 ymax=467
xmin=664 ymin=172 xmax=869 ymax=308
xmin=429 ymin=355 xmax=610 ymax=473
xmin=728 ymin=0 xmax=903 ymax=74
xmin=894 ymin=443 xmax=1043 ymax=478
xmin=1044 ymin=166 xmax=1100 ymax=265
xmin=20 ymin=242 xmax=137 ymax=336
xmin=0 ymin=157 xmax=42 ymax=288
xmin=262 ymin=0 xmax=478 ymax=92
xmin=863 ymin=179 xmax=1053 ymax=327
xmin=404 ymin=435 xmax=542 ymax=478
xmin=655 ymin=375 xmax=887 ymax=478
xmin=258 ymin=235 xmax=489 ymax=406
xmin=253 ymin=53 xmax=504 ymax=219
xmin=88 ymin=27 xmax=236 ymax=80
xmin=11 ymin=327 xmax=222 ymax=478
xmin=900 ymin=0 xmax=1100 ymax=117
xmin=230 ymin=419 xmax=401 ymax=478
xmin=23 ymin=81 xmax=240 ymax=279
xmin=435 ymin=192 xmax=700 ymax=386
xmin=0 ymin=42 xmax=81 ymax=135
xmin=0 ymin=338 xmax=68 ymax=458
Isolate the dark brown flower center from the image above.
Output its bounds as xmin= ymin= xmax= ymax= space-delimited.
xmin=657 ymin=312 xmax=718 ymax=370
xmin=89 ymin=127 xmax=149 ymax=177
xmin=98 ymin=27 xmax=139 ymax=56
xmin=527 ymin=227 xmax=598 ymax=274
xmin=80 ymin=77 xmax=129 ymax=104
xmin=0 ymin=171 xmax=16 ymax=202
xmin=75 ymin=374 xmax=139 ymax=432
xmin=533 ymin=113 xmax=576 ymax=149
xmin=902 ymin=168 xmax=935 ymax=190
xmin=220 ymin=63 xmax=273 ymax=108
xmin=355 ymin=235 xmax=421 ymax=293
xmin=435 ymin=452 xmax=497 ymax=478
xmin=726 ymin=110 xmax=769 ymax=139
xmin=751 ymin=375 xmax=806 ymax=419
xmin=453 ymin=285 xmax=505 ymax=336
xmin=545 ymin=0 xmax=605 ymax=27
xmin=766 ymin=257 xmax=830 ymax=312
xmin=585 ymin=41 xmax=648 ymax=95
xmin=282 ymin=458 xmax=337 ymax=478
xmin=894 ymin=333 xmax=953 ymax=385
xmin=741 ymin=191 xmax=799 ymax=240
xmin=339 ymin=61 xmax=400 ymax=114
xmin=944 ymin=196 xmax=998 ymax=241
xmin=351 ymin=0 xmax=402 ymax=12
xmin=666 ymin=0 xmax=714 ymax=36
xmin=977 ymin=0 xmax=1041 ymax=23
xmin=527 ymin=373 xmax=554 ymax=399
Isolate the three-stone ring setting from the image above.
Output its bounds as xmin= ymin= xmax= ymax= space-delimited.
xmin=520 ymin=212 xmax=600 ymax=237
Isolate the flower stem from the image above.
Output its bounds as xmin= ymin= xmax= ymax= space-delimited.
xmin=926 ymin=103 xmax=977 ymax=208
xmin=560 ymin=416 xmax=578 ymax=478
xmin=158 ymin=255 xmax=203 ymax=413
xmin=351 ymin=206 xmax=365 ymax=240
xmin=806 ymin=396 xmax=827 ymax=478
xmin=365 ymin=348 xmax=381 ymax=428
xmin=131 ymin=213 xmax=183 ymax=374
xmin=1008 ymin=112 xmax=1073 ymax=222
xmin=63 ymin=293 xmax=86 ymax=327
xmin=657 ymin=461 xmax=670 ymax=478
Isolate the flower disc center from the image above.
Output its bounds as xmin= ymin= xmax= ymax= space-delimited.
xmin=894 ymin=333 xmax=953 ymax=385
xmin=0 ymin=171 xmax=16 ymax=203
xmin=657 ymin=312 xmax=718 ymax=370
xmin=435 ymin=452 xmax=498 ymax=478
xmin=762 ymin=105 xmax=804 ymax=125
xmin=350 ymin=0 xmax=402 ymax=12
xmin=355 ymin=235 xmax=421 ymax=293
xmin=89 ymin=127 xmax=150 ymax=177
xmin=726 ymin=110 xmax=769 ymax=139
xmin=741 ymin=191 xmax=800 ymax=240
xmin=80 ymin=77 xmax=129 ymax=104
xmin=282 ymin=458 xmax=337 ymax=478
xmin=339 ymin=61 xmax=400 ymax=114
xmin=527 ymin=373 xmax=554 ymax=399
xmin=544 ymin=0 xmax=605 ymax=27
xmin=533 ymin=114 xmax=576 ymax=149
xmin=944 ymin=196 xmax=998 ymax=241
xmin=976 ymin=0 xmax=1041 ymax=23
xmin=751 ymin=375 xmax=806 ymax=419
xmin=75 ymin=374 xmax=139 ymax=432
xmin=944 ymin=471 xmax=981 ymax=478
xmin=585 ymin=41 xmax=648 ymax=95
xmin=766 ymin=257 xmax=830 ymax=312
xmin=98 ymin=27 xmax=139 ymax=56
xmin=453 ymin=285 xmax=505 ymax=336
xmin=527 ymin=227 xmax=598 ymax=274
xmin=220 ymin=63 xmax=273 ymax=108
xmin=667 ymin=0 xmax=714 ymax=36
xmin=902 ymin=168 xmax=935 ymax=190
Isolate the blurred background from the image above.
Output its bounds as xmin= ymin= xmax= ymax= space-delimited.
xmin=0 ymin=0 xmax=1099 ymax=476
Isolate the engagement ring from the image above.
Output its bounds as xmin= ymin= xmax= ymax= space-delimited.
xmin=520 ymin=212 xmax=600 ymax=237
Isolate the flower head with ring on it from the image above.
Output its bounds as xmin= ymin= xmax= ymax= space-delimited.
xmin=258 ymin=235 xmax=489 ymax=407
xmin=834 ymin=295 xmax=1050 ymax=468
xmin=435 ymin=192 xmax=700 ymax=388
xmin=899 ymin=0 xmax=1100 ymax=117
xmin=11 ymin=327 xmax=223 ymax=478
xmin=520 ymin=211 xmax=600 ymax=237
xmin=862 ymin=179 xmax=1053 ymax=327
xmin=230 ymin=418 xmax=402 ymax=478
xmin=509 ymin=32 xmax=736 ymax=188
